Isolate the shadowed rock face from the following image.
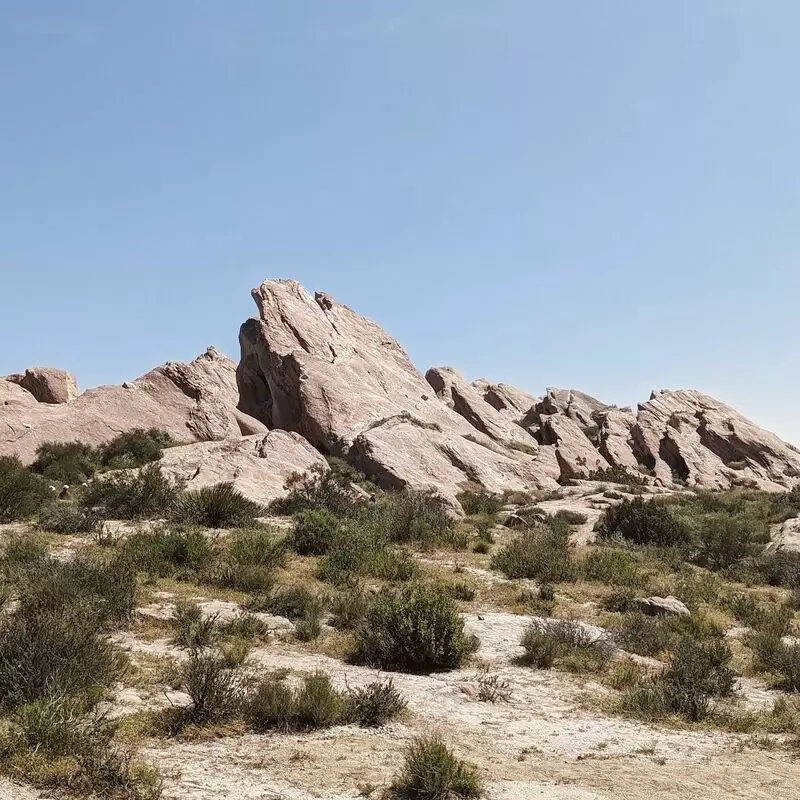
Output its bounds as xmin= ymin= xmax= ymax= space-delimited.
xmin=0 ymin=347 xmax=266 ymax=464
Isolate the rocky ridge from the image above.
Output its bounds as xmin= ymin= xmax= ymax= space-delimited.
xmin=2 ymin=278 xmax=799 ymax=507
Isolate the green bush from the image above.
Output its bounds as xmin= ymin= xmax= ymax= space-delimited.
xmin=457 ymin=489 xmax=502 ymax=517
xmin=520 ymin=620 xmax=612 ymax=674
xmin=554 ymin=509 xmax=589 ymax=525
xmin=172 ymin=483 xmax=263 ymax=528
xmin=81 ymin=464 xmax=181 ymax=520
xmin=371 ymin=489 xmax=460 ymax=550
xmin=292 ymin=670 xmax=348 ymax=729
xmin=99 ymin=428 xmax=172 ymax=470
xmin=213 ymin=528 xmax=287 ymax=592
xmin=243 ymin=678 xmax=294 ymax=732
xmin=1 ymin=536 xmax=48 ymax=582
xmin=354 ymin=583 xmax=478 ymax=673
xmin=0 ymin=603 xmax=124 ymax=709
xmin=1 ymin=694 xmax=161 ymax=799
xmin=0 ymin=456 xmax=53 ymax=523
xmin=269 ymin=464 xmax=361 ymax=517
xmin=31 ymin=441 xmax=98 ymax=484
xmin=181 ymin=653 xmax=242 ymax=725
xmin=345 ymin=679 xmax=406 ymax=727
xmin=171 ymin=601 xmax=218 ymax=650
xmin=328 ymin=586 xmax=370 ymax=630
xmin=121 ymin=527 xmax=213 ymax=578
xmin=595 ymin=497 xmax=690 ymax=548
xmin=614 ymin=614 xmax=671 ymax=657
xmin=588 ymin=465 xmax=648 ymax=486
xmin=491 ymin=521 xmax=574 ymax=582
xmin=690 ymin=511 xmax=770 ymax=572
xmin=37 ymin=505 xmax=103 ymax=535
xmin=749 ymin=634 xmax=800 ymax=691
xmin=391 ymin=733 xmax=483 ymax=800
xmin=291 ymin=508 xmax=340 ymax=555
xmin=581 ymin=547 xmax=642 ymax=586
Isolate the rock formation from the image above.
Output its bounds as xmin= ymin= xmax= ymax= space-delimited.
xmin=0 ymin=347 xmax=265 ymax=464
xmin=2 ymin=278 xmax=799 ymax=509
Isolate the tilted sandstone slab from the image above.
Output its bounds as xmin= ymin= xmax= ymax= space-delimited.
xmin=595 ymin=408 xmax=641 ymax=472
xmin=425 ymin=366 xmax=538 ymax=451
xmin=471 ymin=379 xmax=540 ymax=422
xmin=535 ymin=388 xmax=612 ymax=427
xmin=159 ymin=430 xmax=326 ymax=506
xmin=1 ymin=347 xmax=266 ymax=464
xmin=237 ymin=280 xmax=556 ymax=502
xmin=538 ymin=414 xmax=608 ymax=479
xmin=632 ymin=390 xmax=800 ymax=490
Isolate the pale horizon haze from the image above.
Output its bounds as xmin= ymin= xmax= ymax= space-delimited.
xmin=1 ymin=2 xmax=798 ymax=444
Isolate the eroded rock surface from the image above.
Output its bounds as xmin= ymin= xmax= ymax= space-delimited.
xmin=1 ymin=347 xmax=264 ymax=464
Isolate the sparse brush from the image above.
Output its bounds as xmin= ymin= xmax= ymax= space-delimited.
xmin=491 ymin=521 xmax=575 ymax=582
xmin=81 ymin=464 xmax=181 ymax=521
xmin=181 ymin=652 xmax=242 ymax=725
xmin=98 ymin=428 xmax=172 ymax=470
xmin=520 ymin=620 xmax=611 ymax=674
xmin=171 ymin=601 xmax=218 ymax=650
xmin=391 ymin=733 xmax=483 ymax=800
xmin=0 ymin=456 xmax=54 ymax=523
xmin=581 ymin=547 xmax=642 ymax=586
xmin=329 ymin=586 xmax=370 ymax=630
xmin=120 ymin=527 xmax=213 ymax=577
xmin=553 ymin=509 xmax=589 ymax=525
xmin=457 ymin=489 xmax=503 ymax=517
xmin=354 ymin=583 xmax=478 ymax=673
xmin=595 ymin=497 xmax=689 ymax=548
xmin=475 ymin=666 xmax=512 ymax=703
xmin=444 ymin=581 xmax=476 ymax=601
xmin=171 ymin=483 xmax=263 ymax=528
xmin=291 ymin=508 xmax=340 ymax=555
xmin=345 ymin=679 xmax=406 ymax=726
xmin=269 ymin=463 xmax=362 ymax=517
xmin=37 ymin=504 xmax=104 ymax=535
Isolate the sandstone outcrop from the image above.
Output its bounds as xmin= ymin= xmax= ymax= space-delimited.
xmin=237 ymin=280 xmax=556 ymax=503
xmin=159 ymin=430 xmax=326 ymax=507
xmin=1 ymin=347 xmax=265 ymax=464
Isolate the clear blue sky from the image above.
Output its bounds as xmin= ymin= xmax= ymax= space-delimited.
xmin=2 ymin=2 xmax=798 ymax=443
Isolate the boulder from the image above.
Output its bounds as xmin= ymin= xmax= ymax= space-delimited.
xmin=8 ymin=367 xmax=79 ymax=404
xmin=158 ymin=430 xmax=327 ymax=507
xmin=634 ymin=595 xmax=690 ymax=617
xmin=1 ymin=347 xmax=266 ymax=464
xmin=535 ymin=388 xmax=612 ymax=427
xmin=236 ymin=280 xmax=557 ymax=505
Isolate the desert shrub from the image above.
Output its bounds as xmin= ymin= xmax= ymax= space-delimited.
xmin=729 ymin=596 xmax=792 ymax=638
xmin=1 ymin=694 xmax=161 ymax=799
xmin=519 ymin=627 xmax=559 ymax=668
xmin=472 ymin=540 xmax=491 ymax=555
xmin=581 ymin=547 xmax=642 ymax=586
xmin=31 ymin=441 xmax=98 ymax=484
xmin=171 ymin=601 xmax=218 ymax=650
xmin=292 ymin=670 xmax=348 ymax=729
xmin=371 ymin=490 xmax=460 ymax=550
xmin=316 ymin=521 xmax=416 ymax=586
xmin=756 ymin=549 xmax=800 ymax=589
xmin=21 ymin=555 xmax=136 ymax=628
xmin=614 ymin=614 xmax=671 ymax=657
xmin=391 ymin=733 xmax=483 ymax=800
xmin=491 ymin=521 xmax=574 ymax=582
xmin=219 ymin=613 xmax=269 ymax=641
xmin=345 ymin=679 xmax=406 ymax=726
xmin=181 ymin=653 xmax=242 ymax=725
xmin=445 ymin=581 xmax=476 ymax=601
xmin=602 ymin=587 xmax=636 ymax=612
xmin=0 ymin=456 xmax=53 ymax=523
xmin=605 ymin=658 xmax=646 ymax=691
xmin=262 ymin=585 xmax=321 ymax=620
xmin=474 ymin=667 xmax=512 ymax=703
xmin=768 ymin=485 xmax=800 ymax=524
xmin=99 ymin=428 xmax=172 ymax=470
xmin=660 ymin=637 xmax=735 ymax=719
xmin=520 ymin=620 xmax=612 ymax=674
xmin=0 ymin=603 xmax=124 ymax=709
xmin=554 ymin=509 xmax=589 ymax=525
xmin=121 ymin=527 xmax=213 ymax=578
xmin=727 ymin=592 xmax=759 ymax=624
xmin=172 ymin=483 xmax=263 ymax=528
xmin=595 ymin=497 xmax=690 ymax=548
xmin=1 ymin=536 xmax=48 ymax=581
xmin=689 ymin=511 xmax=770 ymax=572
xmin=269 ymin=463 xmax=361 ymax=517
xmin=457 ymin=489 xmax=502 ymax=517
xmin=214 ymin=528 xmax=287 ymax=592
xmin=244 ymin=678 xmax=294 ymax=732
xmin=291 ymin=508 xmax=340 ymax=555
xmin=617 ymin=637 xmax=735 ymax=722
xmin=749 ymin=635 xmax=800 ymax=691
xmin=354 ymin=583 xmax=477 ymax=673
xmin=329 ymin=586 xmax=370 ymax=630
xmin=37 ymin=504 xmax=103 ymax=534
xmin=81 ymin=464 xmax=180 ymax=520
xmin=588 ymin=465 xmax=648 ymax=486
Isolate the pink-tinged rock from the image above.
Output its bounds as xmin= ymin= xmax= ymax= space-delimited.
xmin=8 ymin=367 xmax=79 ymax=404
